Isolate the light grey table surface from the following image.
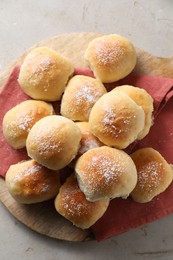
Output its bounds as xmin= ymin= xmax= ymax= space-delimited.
xmin=0 ymin=1 xmax=173 ymax=260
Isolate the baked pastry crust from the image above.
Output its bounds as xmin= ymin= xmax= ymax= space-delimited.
xmin=75 ymin=146 xmax=137 ymax=201
xmin=89 ymin=91 xmax=145 ymax=149
xmin=61 ymin=75 xmax=107 ymax=121
xmin=54 ymin=174 xmax=109 ymax=229
xmin=26 ymin=115 xmax=82 ymax=170
xmin=112 ymin=85 xmax=154 ymax=139
xmin=6 ymin=160 xmax=61 ymax=204
xmin=18 ymin=47 xmax=74 ymax=101
xmin=84 ymin=34 xmax=136 ymax=83
xmin=2 ymin=100 xmax=54 ymax=149
xmin=131 ymin=148 xmax=173 ymax=203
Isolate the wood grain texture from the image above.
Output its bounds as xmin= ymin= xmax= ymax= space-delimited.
xmin=0 ymin=32 xmax=173 ymax=242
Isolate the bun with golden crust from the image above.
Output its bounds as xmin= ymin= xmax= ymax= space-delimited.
xmin=54 ymin=174 xmax=109 ymax=229
xmin=130 ymin=147 xmax=173 ymax=203
xmin=112 ymin=85 xmax=154 ymax=139
xmin=89 ymin=91 xmax=145 ymax=149
xmin=2 ymin=100 xmax=54 ymax=149
xmin=6 ymin=160 xmax=61 ymax=204
xmin=84 ymin=34 xmax=136 ymax=83
xmin=61 ymin=75 xmax=107 ymax=121
xmin=18 ymin=47 xmax=74 ymax=101
xmin=26 ymin=115 xmax=82 ymax=170
xmin=75 ymin=146 xmax=137 ymax=201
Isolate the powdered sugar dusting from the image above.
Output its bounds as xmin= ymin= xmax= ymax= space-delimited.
xmin=62 ymin=193 xmax=87 ymax=217
xmin=63 ymin=80 xmax=105 ymax=120
xmin=103 ymin=107 xmax=137 ymax=137
xmin=30 ymin=125 xmax=63 ymax=157
xmin=103 ymin=108 xmax=119 ymax=134
xmin=75 ymin=82 xmax=103 ymax=109
xmin=6 ymin=112 xmax=33 ymax=132
xmin=28 ymin=56 xmax=53 ymax=91
xmin=31 ymin=57 xmax=52 ymax=74
xmin=23 ymin=164 xmax=42 ymax=176
xmin=81 ymin=151 xmax=125 ymax=193
xmin=18 ymin=113 xmax=33 ymax=131
xmin=12 ymin=162 xmax=55 ymax=194
xmin=61 ymin=180 xmax=89 ymax=218
xmin=40 ymin=183 xmax=50 ymax=193
xmin=138 ymin=161 xmax=163 ymax=192
xmin=13 ymin=164 xmax=42 ymax=184
xmin=95 ymin=38 xmax=125 ymax=67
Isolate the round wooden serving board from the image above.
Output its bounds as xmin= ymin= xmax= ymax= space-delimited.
xmin=0 ymin=32 xmax=173 ymax=242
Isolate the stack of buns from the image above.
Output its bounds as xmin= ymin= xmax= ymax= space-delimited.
xmin=2 ymin=34 xmax=173 ymax=230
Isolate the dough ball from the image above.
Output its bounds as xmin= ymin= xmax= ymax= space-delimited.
xmin=75 ymin=146 xmax=137 ymax=201
xmin=61 ymin=75 xmax=107 ymax=121
xmin=26 ymin=115 xmax=82 ymax=170
xmin=84 ymin=34 xmax=136 ymax=83
xmin=130 ymin=147 xmax=173 ymax=203
xmin=2 ymin=100 xmax=54 ymax=149
xmin=6 ymin=160 xmax=61 ymax=204
xmin=89 ymin=91 xmax=145 ymax=149
xmin=18 ymin=47 xmax=74 ymax=101
xmin=54 ymin=174 xmax=109 ymax=229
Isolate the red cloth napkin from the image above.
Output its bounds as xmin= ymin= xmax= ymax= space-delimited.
xmin=0 ymin=65 xmax=30 ymax=177
xmin=0 ymin=66 xmax=173 ymax=242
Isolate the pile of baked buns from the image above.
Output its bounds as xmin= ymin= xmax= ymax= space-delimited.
xmin=2 ymin=34 xmax=173 ymax=229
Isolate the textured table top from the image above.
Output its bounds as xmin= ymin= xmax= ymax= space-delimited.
xmin=0 ymin=1 xmax=173 ymax=259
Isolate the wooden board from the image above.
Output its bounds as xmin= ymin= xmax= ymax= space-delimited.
xmin=0 ymin=32 xmax=173 ymax=242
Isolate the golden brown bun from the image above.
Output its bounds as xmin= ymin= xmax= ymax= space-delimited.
xmin=84 ymin=34 xmax=136 ymax=83
xmin=112 ymin=85 xmax=154 ymax=139
xmin=18 ymin=47 xmax=74 ymax=101
xmin=5 ymin=160 xmax=61 ymax=204
xmin=26 ymin=115 xmax=82 ymax=170
xmin=76 ymin=122 xmax=104 ymax=156
xmin=89 ymin=91 xmax=145 ymax=149
xmin=75 ymin=146 xmax=137 ymax=201
xmin=130 ymin=148 xmax=173 ymax=203
xmin=54 ymin=174 xmax=109 ymax=229
xmin=2 ymin=100 xmax=54 ymax=149
xmin=60 ymin=75 xmax=107 ymax=121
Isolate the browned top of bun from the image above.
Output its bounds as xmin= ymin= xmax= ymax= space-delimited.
xmin=89 ymin=91 xmax=145 ymax=149
xmin=2 ymin=100 xmax=54 ymax=149
xmin=5 ymin=160 xmax=61 ymax=204
xmin=61 ymin=75 xmax=107 ymax=121
xmin=26 ymin=115 xmax=82 ymax=170
xmin=18 ymin=47 xmax=74 ymax=101
xmin=130 ymin=148 xmax=173 ymax=203
xmin=112 ymin=85 xmax=154 ymax=139
xmin=75 ymin=146 xmax=137 ymax=201
xmin=84 ymin=34 xmax=136 ymax=83
xmin=54 ymin=174 xmax=109 ymax=229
